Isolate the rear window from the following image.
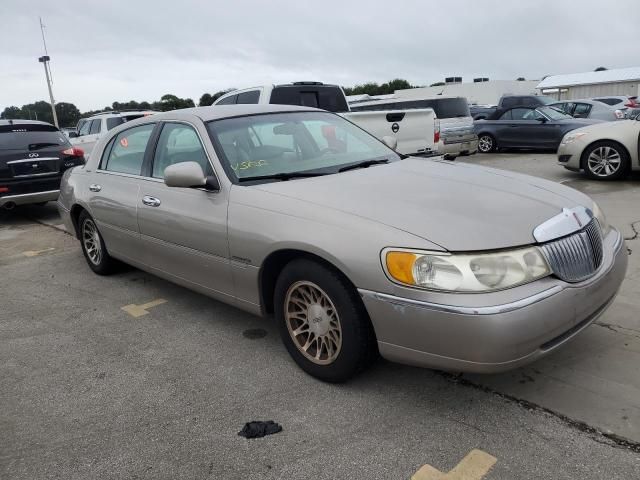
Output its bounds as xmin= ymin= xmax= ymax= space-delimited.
xmin=351 ymin=97 xmax=470 ymax=119
xmin=0 ymin=123 xmax=70 ymax=151
xmin=593 ymin=98 xmax=621 ymax=106
xmin=269 ymin=85 xmax=349 ymax=113
xmin=106 ymin=114 xmax=146 ymax=131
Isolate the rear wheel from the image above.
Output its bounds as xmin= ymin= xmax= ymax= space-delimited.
xmin=79 ymin=211 xmax=116 ymax=275
xmin=583 ymin=141 xmax=629 ymax=180
xmin=274 ymin=259 xmax=377 ymax=382
xmin=477 ymin=134 xmax=496 ymax=153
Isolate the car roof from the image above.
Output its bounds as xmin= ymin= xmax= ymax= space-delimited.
xmin=0 ymin=119 xmax=55 ymax=127
xmin=136 ymin=104 xmax=323 ymax=123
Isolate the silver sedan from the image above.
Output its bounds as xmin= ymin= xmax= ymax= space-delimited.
xmin=58 ymin=105 xmax=627 ymax=382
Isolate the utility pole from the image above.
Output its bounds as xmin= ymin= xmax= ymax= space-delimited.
xmin=38 ymin=17 xmax=59 ymax=127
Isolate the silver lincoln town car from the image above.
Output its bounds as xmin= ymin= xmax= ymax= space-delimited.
xmin=58 ymin=104 xmax=627 ymax=382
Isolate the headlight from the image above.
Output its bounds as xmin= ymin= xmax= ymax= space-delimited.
xmin=592 ymin=202 xmax=610 ymax=234
xmin=384 ymin=247 xmax=551 ymax=292
xmin=560 ymin=132 xmax=587 ymax=146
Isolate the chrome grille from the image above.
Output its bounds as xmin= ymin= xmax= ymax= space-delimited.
xmin=539 ymin=220 xmax=603 ymax=283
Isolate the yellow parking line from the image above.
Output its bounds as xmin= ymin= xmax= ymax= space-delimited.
xmin=412 ymin=449 xmax=497 ymax=480
xmin=121 ymin=298 xmax=167 ymax=318
xmin=23 ymin=247 xmax=56 ymax=257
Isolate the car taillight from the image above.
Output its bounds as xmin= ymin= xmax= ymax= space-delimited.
xmin=0 ymin=187 xmax=9 ymax=193
xmin=62 ymin=147 xmax=84 ymax=157
xmin=434 ymin=120 xmax=440 ymax=144
xmin=615 ymin=110 xmax=625 ymax=119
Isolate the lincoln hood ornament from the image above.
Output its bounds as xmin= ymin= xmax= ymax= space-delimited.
xmin=533 ymin=206 xmax=594 ymax=243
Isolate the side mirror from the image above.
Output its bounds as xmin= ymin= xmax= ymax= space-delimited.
xmin=536 ymin=116 xmax=548 ymax=123
xmin=382 ymin=135 xmax=398 ymax=150
xmin=164 ymin=161 xmax=218 ymax=191
xmin=68 ymin=131 xmax=78 ymax=138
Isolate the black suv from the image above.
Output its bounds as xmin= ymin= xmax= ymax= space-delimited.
xmin=0 ymin=120 xmax=85 ymax=210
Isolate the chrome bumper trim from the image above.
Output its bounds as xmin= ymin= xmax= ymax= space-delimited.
xmin=359 ymin=286 xmax=563 ymax=316
xmin=0 ymin=190 xmax=60 ymax=206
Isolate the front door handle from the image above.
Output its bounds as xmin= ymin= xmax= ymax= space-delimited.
xmin=89 ymin=184 xmax=102 ymax=192
xmin=142 ymin=195 xmax=161 ymax=207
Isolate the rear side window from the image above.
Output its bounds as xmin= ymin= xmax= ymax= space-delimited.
xmin=236 ymin=91 xmax=260 ymax=104
xmin=106 ymin=117 xmax=124 ymax=130
xmin=0 ymin=123 xmax=70 ymax=150
xmin=269 ymin=86 xmax=349 ymax=113
xmin=89 ymin=119 xmax=102 ymax=134
xmin=79 ymin=121 xmax=92 ymax=136
xmin=103 ymin=123 xmax=155 ymax=175
xmin=498 ymin=110 xmax=513 ymax=120
xmin=217 ymin=95 xmax=237 ymax=105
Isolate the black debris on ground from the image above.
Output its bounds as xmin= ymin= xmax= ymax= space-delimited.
xmin=238 ymin=421 xmax=283 ymax=439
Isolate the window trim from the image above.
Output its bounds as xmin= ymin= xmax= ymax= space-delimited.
xmin=96 ymin=122 xmax=158 ymax=177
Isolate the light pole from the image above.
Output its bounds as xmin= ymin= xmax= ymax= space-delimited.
xmin=38 ymin=17 xmax=59 ymax=127
xmin=38 ymin=55 xmax=59 ymax=127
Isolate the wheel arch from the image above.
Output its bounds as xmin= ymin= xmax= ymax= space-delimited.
xmin=258 ymin=248 xmax=359 ymax=316
xmin=580 ymin=139 xmax=631 ymax=170
xmin=69 ymin=204 xmax=88 ymax=239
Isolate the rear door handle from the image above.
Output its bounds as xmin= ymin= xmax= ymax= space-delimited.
xmin=89 ymin=184 xmax=102 ymax=192
xmin=142 ymin=195 xmax=161 ymax=207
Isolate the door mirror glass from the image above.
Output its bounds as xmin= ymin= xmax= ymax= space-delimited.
xmin=68 ymin=131 xmax=78 ymax=138
xmin=382 ymin=135 xmax=398 ymax=150
xmin=164 ymin=161 xmax=208 ymax=188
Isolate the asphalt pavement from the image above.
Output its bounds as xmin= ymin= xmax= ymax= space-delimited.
xmin=1 ymin=153 xmax=640 ymax=479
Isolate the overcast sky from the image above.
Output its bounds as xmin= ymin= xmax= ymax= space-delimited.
xmin=2 ymin=0 xmax=639 ymax=112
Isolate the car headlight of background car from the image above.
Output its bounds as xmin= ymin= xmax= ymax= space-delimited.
xmin=384 ymin=247 xmax=551 ymax=292
xmin=560 ymin=132 xmax=588 ymax=147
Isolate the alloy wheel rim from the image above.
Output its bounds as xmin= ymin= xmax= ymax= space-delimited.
xmin=82 ymin=219 xmax=102 ymax=265
xmin=478 ymin=135 xmax=493 ymax=152
xmin=587 ymin=146 xmax=621 ymax=177
xmin=285 ymin=281 xmax=342 ymax=365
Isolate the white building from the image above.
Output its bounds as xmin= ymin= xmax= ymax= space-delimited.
xmin=537 ymin=67 xmax=640 ymax=100
xmin=392 ymin=80 xmax=539 ymax=105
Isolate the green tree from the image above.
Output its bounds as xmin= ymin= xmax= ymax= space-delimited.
xmin=55 ymin=102 xmax=81 ymax=127
xmin=156 ymin=94 xmax=195 ymax=111
xmin=19 ymin=101 xmax=55 ymax=123
xmin=0 ymin=106 xmax=22 ymax=119
xmin=199 ymin=93 xmax=214 ymax=106
xmin=429 ymin=82 xmax=445 ymax=87
xmin=516 ymin=77 xmax=526 ymax=81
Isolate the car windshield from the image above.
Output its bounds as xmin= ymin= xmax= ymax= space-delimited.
xmin=537 ymin=106 xmax=572 ymax=120
xmin=206 ymin=111 xmax=401 ymax=183
xmin=0 ymin=124 xmax=69 ymax=150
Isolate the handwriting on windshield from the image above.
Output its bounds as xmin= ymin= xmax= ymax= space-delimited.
xmin=231 ymin=160 xmax=269 ymax=171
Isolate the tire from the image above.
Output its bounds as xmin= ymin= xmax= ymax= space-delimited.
xmin=477 ymin=133 xmax=496 ymax=153
xmin=78 ymin=211 xmax=116 ymax=275
xmin=582 ymin=141 xmax=630 ymax=180
xmin=274 ymin=259 xmax=377 ymax=382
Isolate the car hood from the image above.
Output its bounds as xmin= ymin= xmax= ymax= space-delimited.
xmin=251 ymin=158 xmax=591 ymax=251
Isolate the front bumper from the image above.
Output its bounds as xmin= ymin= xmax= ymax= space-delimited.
xmin=557 ymin=142 xmax=584 ymax=170
xmin=359 ymin=228 xmax=627 ymax=373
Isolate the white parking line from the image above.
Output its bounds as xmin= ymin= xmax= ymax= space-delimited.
xmin=412 ymin=449 xmax=497 ymax=480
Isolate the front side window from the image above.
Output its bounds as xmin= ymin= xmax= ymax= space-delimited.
xmin=537 ymin=106 xmax=572 ymax=120
xmin=152 ymin=123 xmax=212 ymax=178
xmin=207 ymin=111 xmax=400 ymax=183
xmin=573 ymin=103 xmax=592 ymax=118
xmin=510 ymin=108 xmax=533 ymax=120
xmin=217 ymin=95 xmax=237 ymax=105
xmin=498 ymin=110 xmax=513 ymax=120
xmin=103 ymin=123 xmax=155 ymax=175
xmin=236 ymin=91 xmax=260 ymax=104
xmin=89 ymin=119 xmax=102 ymax=135
xmin=79 ymin=120 xmax=92 ymax=136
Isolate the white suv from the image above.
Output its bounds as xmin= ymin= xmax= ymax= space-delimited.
xmin=71 ymin=110 xmax=156 ymax=157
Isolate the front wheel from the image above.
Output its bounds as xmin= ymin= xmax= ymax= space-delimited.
xmin=583 ymin=141 xmax=629 ymax=180
xmin=78 ymin=211 xmax=116 ymax=275
xmin=274 ymin=259 xmax=377 ymax=382
xmin=477 ymin=134 xmax=496 ymax=153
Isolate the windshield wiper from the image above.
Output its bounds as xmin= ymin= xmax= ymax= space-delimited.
xmin=238 ymin=171 xmax=328 ymax=182
xmin=338 ymin=158 xmax=389 ymax=173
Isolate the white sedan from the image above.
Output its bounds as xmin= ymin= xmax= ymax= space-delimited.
xmin=558 ymin=116 xmax=640 ymax=180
